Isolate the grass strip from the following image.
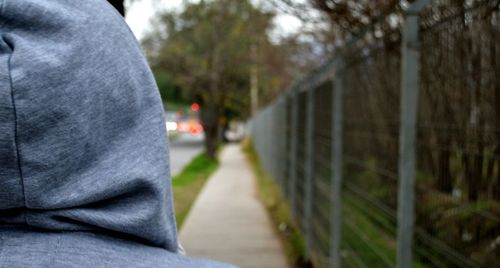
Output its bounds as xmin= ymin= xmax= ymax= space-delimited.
xmin=242 ymin=138 xmax=311 ymax=268
xmin=172 ymin=152 xmax=219 ymax=228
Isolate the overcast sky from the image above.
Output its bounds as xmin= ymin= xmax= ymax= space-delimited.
xmin=124 ymin=0 xmax=304 ymax=41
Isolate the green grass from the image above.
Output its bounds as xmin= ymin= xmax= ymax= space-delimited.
xmin=172 ymin=152 xmax=219 ymax=228
xmin=242 ymin=138 xmax=311 ymax=268
xmin=341 ymin=190 xmax=429 ymax=268
xmin=341 ymin=192 xmax=397 ymax=267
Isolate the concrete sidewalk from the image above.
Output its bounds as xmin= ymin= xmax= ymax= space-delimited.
xmin=179 ymin=144 xmax=289 ymax=268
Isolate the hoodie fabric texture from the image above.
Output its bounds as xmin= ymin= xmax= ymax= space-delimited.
xmin=0 ymin=0 xmax=233 ymax=267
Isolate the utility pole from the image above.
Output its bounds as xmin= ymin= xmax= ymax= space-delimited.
xmin=250 ymin=44 xmax=259 ymax=116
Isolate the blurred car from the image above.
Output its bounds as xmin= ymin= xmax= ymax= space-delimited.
xmin=164 ymin=105 xmax=203 ymax=136
xmin=164 ymin=111 xmax=179 ymax=133
xmin=177 ymin=117 xmax=203 ymax=136
xmin=224 ymin=121 xmax=245 ymax=142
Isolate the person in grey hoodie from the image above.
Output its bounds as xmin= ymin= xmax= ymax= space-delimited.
xmin=0 ymin=0 xmax=234 ymax=267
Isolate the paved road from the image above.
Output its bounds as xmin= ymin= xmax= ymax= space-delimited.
xmin=179 ymin=144 xmax=289 ymax=268
xmin=168 ymin=133 xmax=204 ymax=177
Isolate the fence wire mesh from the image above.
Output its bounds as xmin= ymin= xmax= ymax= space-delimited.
xmin=341 ymin=27 xmax=402 ymax=268
xmin=415 ymin=1 xmax=500 ymax=267
xmin=250 ymin=0 xmax=499 ymax=267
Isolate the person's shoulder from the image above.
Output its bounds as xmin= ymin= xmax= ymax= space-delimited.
xmin=1 ymin=228 xmax=237 ymax=268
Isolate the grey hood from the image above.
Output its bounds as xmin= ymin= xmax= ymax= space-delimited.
xmin=0 ymin=0 xmax=232 ymax=267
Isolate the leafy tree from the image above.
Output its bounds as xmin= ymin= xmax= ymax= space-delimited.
xmin=143 ymin=0 xmax=290 ymax=159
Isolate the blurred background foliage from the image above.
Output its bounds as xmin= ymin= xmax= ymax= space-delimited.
xmin=140 ymin=0 xmax=314 ymax=158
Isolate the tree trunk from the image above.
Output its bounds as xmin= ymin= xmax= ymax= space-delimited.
xmin=496 ymin=151 xmax=500 ymax=199
xmin=464 ymin=155 xmax=476 ymax=201
xmin=200 ymin=105 xmax=221 ymax=160
xmin=491 ymin=13 xmax=500 ymax=200
xmin=437 ymin=148 xmax=453 ymax=193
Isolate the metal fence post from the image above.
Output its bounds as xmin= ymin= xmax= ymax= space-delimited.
xmin=274 ymin=103 xmax=280 ymax=181
xmin=289 ymin=92 xmax=299 ymax=217
xmin=280 ymin=99 xmax=288 ymax=188
xmin=397 ymin=1 xmax=428 ymax=267
xmin=304 ymin=86 xmax=316 ymax=257
xmin=270 ymin=106 xmax=274 ymax=179
xmin=330 ymin=56 xmax=345 ymax=268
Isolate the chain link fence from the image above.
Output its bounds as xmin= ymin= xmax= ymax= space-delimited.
xmin=250 ymin=0 xmax=499 ymax=267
